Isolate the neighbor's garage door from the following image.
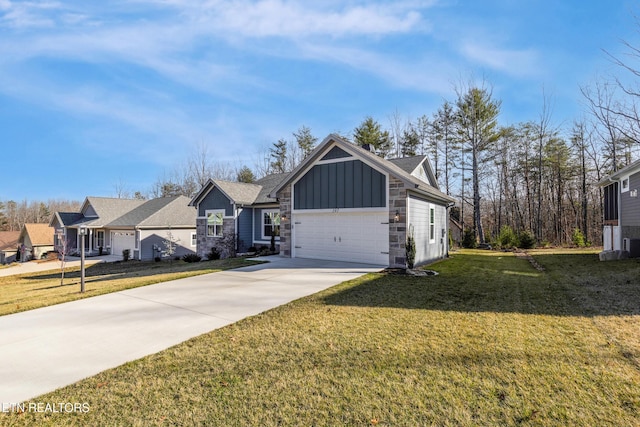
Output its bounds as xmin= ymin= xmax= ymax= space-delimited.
xmin=292 ymin=211 xmax=389 ymax=265
xmin=111 ymin=231 xmax=135 ymax=258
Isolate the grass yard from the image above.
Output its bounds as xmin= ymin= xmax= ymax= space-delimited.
xmin=0 ymin=257 xmax=261 ymax=316
xmin=4 ymin=249 xmax=640 ymax=426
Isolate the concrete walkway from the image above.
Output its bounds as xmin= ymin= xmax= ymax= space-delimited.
xmin=0 ymin=257 xmax=383 ymax=404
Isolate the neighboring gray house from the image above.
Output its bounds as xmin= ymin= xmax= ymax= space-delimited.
xmin=599 ymin=159 xmax=640 ymax=256
xmin=51 ymin=196 xmax=197 ymax=261
xmin=190 ymin=134 xmax=455 ymax=267
xmin=189 ymin=173 xmax=288 ymax=258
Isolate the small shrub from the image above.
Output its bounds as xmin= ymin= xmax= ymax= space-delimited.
xmin=270 ymin=234 xmax=276 ymax=252
xmin=572 ymin=228 xmax=586 ymax=248
xmin=518 ymin=230 xmax=536 ymax=249
xmin=462 ymin=228 xmax=477 ymax=249
xmin=182 ymin=253 xmax=202 ymax=263
xmin=406 ymin=229 xmax=416 ymax=269
xmin=122 ymin=249 xmax=130 ymax=261
xmin=207 ymin=247 xmax=221 ymax=261
xmin=497 ymin=225 xmax=517 ymax=249
xmin=247 ymin=246 xmax=257 ymax=253
xmin=154 ymin=256 xmax=161 ymax=262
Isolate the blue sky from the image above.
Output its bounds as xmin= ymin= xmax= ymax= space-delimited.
xmin=1 ymin=0 xmax=638 ymax=201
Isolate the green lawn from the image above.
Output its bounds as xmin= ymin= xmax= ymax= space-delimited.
xmin=0 ymin=257 xmax=262 ymax=316
xmin=4 ymin=249 xmax=640 ymax=426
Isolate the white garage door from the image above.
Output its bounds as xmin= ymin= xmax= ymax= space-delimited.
xmin=111 ymin=231 xmax=135 ymax=258
xmin=292 ymin=211 xmax=389 ymax=265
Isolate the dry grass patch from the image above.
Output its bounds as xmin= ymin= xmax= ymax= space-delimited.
xmin=0 ymin=257 xmax=262 ymax=316
xmin=3 ymin=249 xmax=640 ymax=426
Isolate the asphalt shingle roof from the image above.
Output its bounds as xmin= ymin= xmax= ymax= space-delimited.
xmin=20 ymin=223 xmax=54 ymax=246
xmin=388 ymin=156 xmax=426 ymax=175
xmin=0 ymin=231 xmax=20 ymax=251
xmin=213 ymin=180 xmax=263 ymax=206
xmin=59 ymin=196 xmax=196 ymax=230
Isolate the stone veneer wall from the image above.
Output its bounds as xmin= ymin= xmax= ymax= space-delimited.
xmin=388 ymin=175 xmax=407 ymax=268
xmin=196 ymin=217 xmax=235 ymax=258
xmin=277 ymin=185 xmax=292 ymax=257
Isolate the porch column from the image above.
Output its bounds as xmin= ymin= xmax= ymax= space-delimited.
xmin=89 ymin=229 xmax=94 ymax=253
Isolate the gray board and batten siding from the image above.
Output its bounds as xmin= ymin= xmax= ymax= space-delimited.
xmin=293 ymin=159 xmax=386 ymax=210
xmin=621 ymin=171 xmax=640 ymax=226
xmin=197 ymin=187 xmax=234 ymax=217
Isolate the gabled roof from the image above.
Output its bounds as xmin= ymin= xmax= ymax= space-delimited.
xmin=388 ymin=155 xmax=438 ymax=187
xmin=388 ymin=156 xmax=425 ymax=174
xmin=110 ymin=196 xmax=196 ymax=228
xmin=50 ymin=212 xmax=84 ymax=228
xmin=271 ymin=134 xmax=456 ymax=204
xmin=58 ymin=196 xmax=196 ymax=229
xmin=19 ymin=223 xmax=54 ymax=246
xmin=598 ymin=159 xmax=640 ymax=186
xmin=253 ymin=173 xmax=289 ymax=205
xmin=80 ymin=197 xmax=147 ymax=227
xmin=189 ymin=173 xmax=288 ymax=208
xmin=215 ymin=180 xmax=263 ymax=206
xmin=0 ymin=231 xmax=20 ymax=251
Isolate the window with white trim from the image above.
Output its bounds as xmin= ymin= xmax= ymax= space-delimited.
xmin=262 ymin=210 xmax=281 ymax=240
xmin=206 ymin=210 xmax=224 ymax=237
xmin=191 ymin=232 xmax=197 ymax=247
xmin=622 ymin=177 xmax=630 ymax=193
xmin=429 ymin=207 xmax=435 ymax=242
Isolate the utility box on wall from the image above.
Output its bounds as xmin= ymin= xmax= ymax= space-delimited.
xmin=623 ymin=238 xmax=640 ymax=258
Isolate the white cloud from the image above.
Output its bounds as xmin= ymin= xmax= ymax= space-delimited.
xmin=0 ymin=1 xmax=62 ymax=28
xmin=299 ymin=42 xmax=455 ymax=95
xmin=459 ymin=40 xmax=541 ymax=78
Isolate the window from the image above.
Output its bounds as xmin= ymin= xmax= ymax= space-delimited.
xmin=622 ymin=177 xmax=630 ymax=193
xmin=262 ymin=210 xmax=281 ymax=240
xmin=206 ymin=211 xmax=224 ymax=237
xmin=604 ymin=182 xmax=619 ymax=221
xmin=95 ymin=230 xmax=105 ymax=248
xmin=191 ymin=232 xmax=197 ymax=247
xmin=429 ymin=207 xmax=435 ymax=242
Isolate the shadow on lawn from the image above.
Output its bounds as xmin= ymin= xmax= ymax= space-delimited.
xmin=323 ymin=252 xmax=640 ymax=317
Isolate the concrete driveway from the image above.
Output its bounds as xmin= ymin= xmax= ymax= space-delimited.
xmin=0 ymin=256 xmax=383 ymax=404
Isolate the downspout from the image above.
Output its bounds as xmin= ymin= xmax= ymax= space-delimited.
xmin=233 ymin=203 xmax=238 ymax=253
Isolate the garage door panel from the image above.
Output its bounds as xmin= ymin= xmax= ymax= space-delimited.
xmin=112 ymin=231 xmax=135 ymax=258
xmin=293 ymin=211 xmax=388 ymax=265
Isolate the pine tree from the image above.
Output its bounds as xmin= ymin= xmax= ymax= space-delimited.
xmin=353 ymin=117 xmax=392 ymax=158
xmin=293 ymin=126 xmax=317 ymax=159
xmin=269 ymin=139 xmax=288 ymax=173
xmin=237 ymin=166 xmax=256 ymax=183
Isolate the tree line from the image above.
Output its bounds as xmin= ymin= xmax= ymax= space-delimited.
xmin=0 ymin=199 xmax=81 ymax=232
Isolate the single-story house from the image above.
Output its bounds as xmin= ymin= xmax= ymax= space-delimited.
xmin=190 ymin=134 xmax=456 ymax=267
xmin=51 ymin=196 xmax=197 ymax=261
xmin=0 ymin=231 xmax=20 ymax=264
xmin=599 ymin=159 xmax=640 ymax=257
xmin=189 ymin=173 xmax=288 ymax=257
xmin=18 ymin=223 xmax=55 ymax=261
